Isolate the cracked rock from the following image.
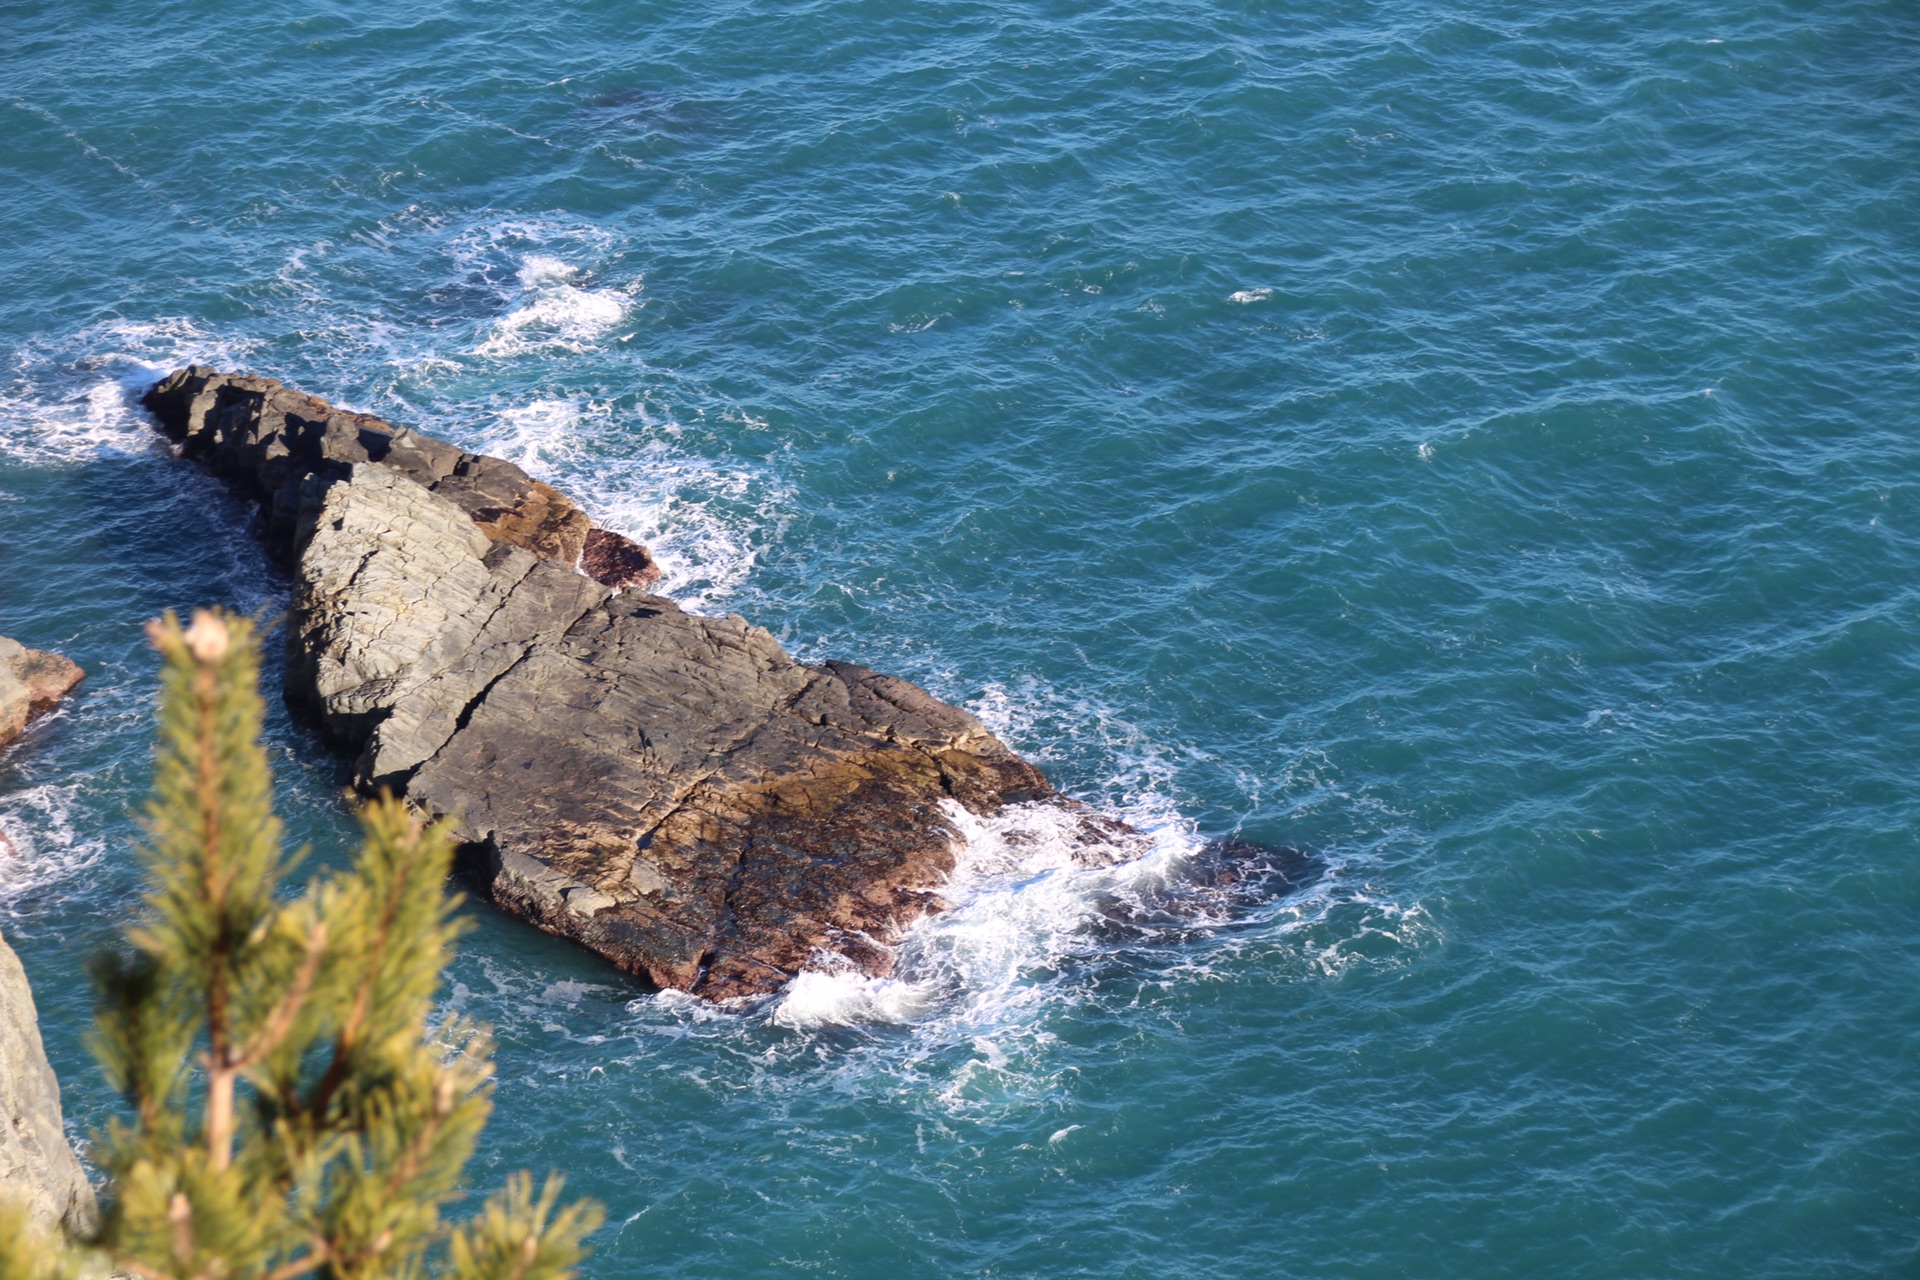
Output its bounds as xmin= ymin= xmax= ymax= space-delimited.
xmin=143 ymin=367 xmax=1111 ymax=1001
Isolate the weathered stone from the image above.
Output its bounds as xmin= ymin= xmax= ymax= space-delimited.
xmin=0 ymin=637 xmax=84 ymax=750
xmin=143 ymin=366 xmax=595 ymax=570
xmin=0 ymin=929 xmax=96 ymax=1238
xmin=144 ymin=368 xmax=1123 ymax=1001
xmin=580 ymin=527 xmax=661 ymax=591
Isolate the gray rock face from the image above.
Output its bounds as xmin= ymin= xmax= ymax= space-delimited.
xmin=144 ymin=367 xmax=1127 ymax=1001
xmin=0 ymin=638 xmax=84 ymax=750
xmin=0 ymin=929 xmax=96 ymax=1238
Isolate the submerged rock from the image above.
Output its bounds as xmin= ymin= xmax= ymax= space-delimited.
xmin=0 ymin=928 xmax=96 ymax=1238
xmin=142 ymin=367 xmax=1111 ymax=1000
xmin=0 ymin=637 xmax=84 ymax=750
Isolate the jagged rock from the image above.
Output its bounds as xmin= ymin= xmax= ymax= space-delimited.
xmin=0 ymin=637 xmax=84 ymax=749
xmin=144 ymin=368 xmax=1117 ymax=1000
xmin=0 ymin=929 xmax=96 ymax=1237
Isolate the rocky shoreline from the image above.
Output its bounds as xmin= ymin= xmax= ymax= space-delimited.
xmin=0 ymin=635 xmax=94 ymax=1237
xmin=142 ymin=367 xmax=1137 ymax=1001
xmin=0 ymin=928 xmax=96 ymax=1240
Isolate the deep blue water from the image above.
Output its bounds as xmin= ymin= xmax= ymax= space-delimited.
xmin=4 ymin=0 xmax=1920 ymax=1274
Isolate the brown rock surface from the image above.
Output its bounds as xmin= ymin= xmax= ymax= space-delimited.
xmin=140 ymin=366 xmax=594 ymax=568
xmin=580 ymin=527 xmax=662 ymax=591
xmin=143 ymin=367 xmax=1112 ymax=1000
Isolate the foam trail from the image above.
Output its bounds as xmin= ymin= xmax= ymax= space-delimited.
xmin=472 ymin=395 xmax=788 ymax=613
xmin=472 ymin=253 xmax=632 ymax=357
xmin=0 ymin=318 xmax=254 ymax=465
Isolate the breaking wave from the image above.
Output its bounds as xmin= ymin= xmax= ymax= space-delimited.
xmin=471 ymin=394 xmax=790 ymax=614
xmin=0 ymin=780 xmax=106 ymax=908
xmin=0 ymin=318 xmax=254 ymax=466
xmin=471 ymin=253 xmax=634 ymax=358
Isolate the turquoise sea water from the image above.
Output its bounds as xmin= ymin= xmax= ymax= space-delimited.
xmin=4 ymin=0 xmax=1919 ymax=1274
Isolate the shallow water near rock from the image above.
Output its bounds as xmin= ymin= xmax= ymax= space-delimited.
xmin=3 ymin=1 xmax=1918 ymax=1275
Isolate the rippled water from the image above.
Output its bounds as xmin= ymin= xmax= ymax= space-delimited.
xmin=4 ymin=0 xmax=1919 ymax=1274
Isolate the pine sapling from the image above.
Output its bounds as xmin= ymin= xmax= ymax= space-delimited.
xmin=0 ymin=609 xmax=601 ymax=1280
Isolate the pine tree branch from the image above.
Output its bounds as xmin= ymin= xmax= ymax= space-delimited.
xmin=233 ymin=922 xmax=328 ymax=1071
xmin=308 ymin=902 xmax=395 ymax=1123
xmin=191 ymin=649 xmax=238 ymax=1175
xmin=95 ymin=611 xmax=600 ymax=1280
xmin=311 ymin=802 xmax=423 ymax=1124
xmin=259 ymin=1240 xmax=330 ymax=1280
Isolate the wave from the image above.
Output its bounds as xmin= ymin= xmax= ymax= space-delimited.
xmin=447 ymin=219 xmax=638 ymax=359
xmin=767 ymin=798 xmax=1203 ymax=1032
xmin=472 ymin=255 xmax=634 ymax=358
xmin=0 ymin=318 xmax=255 ymax=466
xmin=469 ymin=394 xmax=790 ymax=614
xmin=0 ymin=779 xmax=105 ymax=908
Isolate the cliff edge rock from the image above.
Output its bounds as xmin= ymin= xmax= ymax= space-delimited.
xmin=143 ymin=367 xmax=1133 ymax=1000
xmin=0 ymin=929 xmax=96 ymax=1237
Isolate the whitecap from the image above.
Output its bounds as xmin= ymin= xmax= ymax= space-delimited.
xmin=473 ymin=255 xmax=632 ymax=357
xmin=0 ymin=782 xmax=105 ymax=905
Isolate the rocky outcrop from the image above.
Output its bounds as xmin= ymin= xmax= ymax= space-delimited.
xmin=0 ymin=638 xmax=84 ymax=750
xmin=0 ymin=929 xmax=96 ymax=1237
xmin=143 ymin=367 xmax=1132 ymax=1000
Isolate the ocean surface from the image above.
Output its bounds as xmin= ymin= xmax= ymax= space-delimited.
xmin=3 ymin=0 xmax=1918 ymax=1274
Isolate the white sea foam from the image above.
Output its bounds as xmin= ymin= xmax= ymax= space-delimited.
xmin=0 ymin=318 xmax=254 ymax=466
xmin=768 ymin=798 xmax=1196 ymax=1034
xmin=472 ymin=394 xmax=787 ymax=613
xmin=888 ymin=314 xmax=948 ymax=334
xmin=452 ymin=220 xmax=637 ymax=358
xmin=473 ymin=259 xmax=631 ymax=357
xmin=966 ymin=677 xmax=1189 ymax=826
xmin=0 ymin=781 xmax=104 ymax=905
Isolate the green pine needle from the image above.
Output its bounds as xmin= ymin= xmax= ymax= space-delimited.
xmin=21 ymin=609 xmax=605 ymax=1280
